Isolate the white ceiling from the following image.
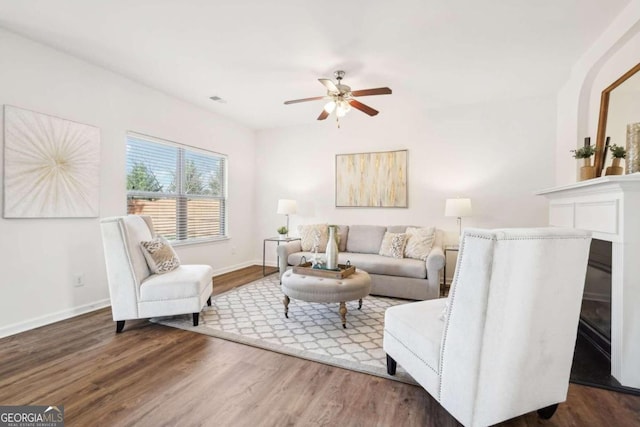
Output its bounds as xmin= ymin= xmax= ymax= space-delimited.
xmin=0 ymin=0 xmax=630 ymax=130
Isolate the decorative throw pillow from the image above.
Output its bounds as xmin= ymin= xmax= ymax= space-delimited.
xmin=298 ymin=224 xmax=329 ymax=252
xmin=404 ymin=226 xmax=436 ymax=260
xmin=378 ymin=232 xmax=408 ymax=258
xmin=140 ymin=236 xmax=181 ymax=274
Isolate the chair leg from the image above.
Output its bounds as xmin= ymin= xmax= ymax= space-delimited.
xmin=207 ymin=296 xmax=212 ymax=306
xmin=537 ymin=404 xmax=558 ymax=420
xmin=116 ymin=320 xmax=125 ymax=333
xmin=193 ymin=313 xmax=199 ymax=326
xmin=386 ymin=354 xmax=397 ymax=376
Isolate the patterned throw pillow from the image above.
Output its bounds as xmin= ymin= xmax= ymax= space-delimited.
xmin=140 ymin=236 xmax=181 ymax=274
xmin=404 ymin=226 xmax=435 ymax=260
xmin=298 ymin=224 xmax=329 ymax=252
xmin=378 ymin=232 xmax=408 ymax=258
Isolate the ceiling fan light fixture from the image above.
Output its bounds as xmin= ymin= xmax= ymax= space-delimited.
xmin=336 ymin=99 xmax=351 ymax=117
xmin=324 ymin=101 xmax=336 ymax=114
xmin=283 ymin=70 xmax=392 ymax=124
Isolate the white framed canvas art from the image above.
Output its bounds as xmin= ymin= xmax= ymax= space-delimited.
xmin=3 ymin=105 xmax=100 ymax=218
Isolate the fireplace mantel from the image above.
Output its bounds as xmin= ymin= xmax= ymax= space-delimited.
xmin=537 ymin=174 xmax=640 ymax=388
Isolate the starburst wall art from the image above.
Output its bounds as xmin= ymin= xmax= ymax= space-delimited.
xmin=3 ymin=105 xmax=100 ymax=218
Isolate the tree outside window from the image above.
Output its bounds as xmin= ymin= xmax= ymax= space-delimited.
xmin=126 ymin=134 xmax=227 ymax=242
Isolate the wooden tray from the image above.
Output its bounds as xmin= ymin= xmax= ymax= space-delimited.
xmin=292 ymin=262 xmax=356 ymax=279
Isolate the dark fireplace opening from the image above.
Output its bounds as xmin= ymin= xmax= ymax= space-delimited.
xmin=570 ymin=239 xmax=639 ymax=395
xmin=580 ymin=239 xmax=611 ymax=358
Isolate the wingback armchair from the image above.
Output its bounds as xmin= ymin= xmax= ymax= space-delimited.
xmin=384 ymin=228 xmax=591 ymax=426
xmin=100 ymin=215 xmax=214 ymax=332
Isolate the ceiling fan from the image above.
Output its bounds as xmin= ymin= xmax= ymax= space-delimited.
xmin=284 ymin=70 xmax=392 ymax=123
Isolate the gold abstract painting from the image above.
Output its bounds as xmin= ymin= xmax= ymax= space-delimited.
xmin=3 ymin=105 xmax=100 ymax=218
xmin=335 ymin=150 xmax=407 ymax=207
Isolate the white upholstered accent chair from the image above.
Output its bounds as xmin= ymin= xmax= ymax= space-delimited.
xmin=384 ymin=228 xmax=591 ymax=426
xmin=100 ymin=215 xmax=214 ymax=333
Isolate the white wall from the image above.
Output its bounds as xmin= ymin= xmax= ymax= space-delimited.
xmin=555 ymin=1 xmax=640 ymax=185
xmin=256 ymin=95 xmax=557 ymax=271
xmin=0 ymin=29 xmax=256 ymax=337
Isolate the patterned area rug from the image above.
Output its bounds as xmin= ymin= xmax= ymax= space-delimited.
xmin=153 ymin=274 xmax=417 ymax=384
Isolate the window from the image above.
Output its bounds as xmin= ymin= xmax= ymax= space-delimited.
xmin=126 ymin=132 xmax=227 ymax=243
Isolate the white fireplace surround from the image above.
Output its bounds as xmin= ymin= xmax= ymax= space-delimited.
xmin=537 ymin=174 xmax=640 ymax=389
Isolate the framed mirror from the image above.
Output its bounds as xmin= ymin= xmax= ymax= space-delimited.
xmin=594 ymin=62 xmax=640 ymax=176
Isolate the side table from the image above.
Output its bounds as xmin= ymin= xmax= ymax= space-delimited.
xmin=442 ymin=245 xmax=459 ymax=296
xmin=263 ymin=237 xmax=301 ymax=276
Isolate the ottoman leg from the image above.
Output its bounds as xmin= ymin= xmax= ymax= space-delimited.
xmin=283 ymin=295 xmax=290 ymax=318
xmin=339 ymin=301 xmax=347 ymax=328
xmin=358 ymin=298 xmax=363 ymax=310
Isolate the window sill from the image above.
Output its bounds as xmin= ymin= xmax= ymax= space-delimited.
xmin=170 ymin=236 xmax=230 ymax=247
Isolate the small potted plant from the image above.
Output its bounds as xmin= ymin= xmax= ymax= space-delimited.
xmin=571 ymin=145 xmax=597 ymax=181
xmin=606 ymin=144 xmax=626 ymax=176
xmin=277 ymin=226 xmax=288 ymax=239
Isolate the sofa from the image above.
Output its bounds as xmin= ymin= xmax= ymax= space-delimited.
xmin=277 ymin=225 xmax=445 ymax=300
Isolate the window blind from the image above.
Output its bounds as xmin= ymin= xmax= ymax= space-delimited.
xmin=126 ymin=133 xmax=227 ymax=242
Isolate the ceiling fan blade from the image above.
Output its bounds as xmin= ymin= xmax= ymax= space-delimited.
xmin=349 ymin=99 xmax=379 ymax=116
xmin=318 ymin=78 xmax=338 ymax=93
xmin=284 ymin=96 xmax=326 ymax=105
xmin=317 ymin=110 xmax=330 ymax=120
xmin=351 ymin=87 xmax=392 ymax=97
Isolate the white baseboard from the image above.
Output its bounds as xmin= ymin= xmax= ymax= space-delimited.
xmin=212 ymin=260 xmax=273 ymax=276
xmin=0 ymin=298 xmax=111 ymax=339
xmin=1 ymin=262 xmax=275 ymax=339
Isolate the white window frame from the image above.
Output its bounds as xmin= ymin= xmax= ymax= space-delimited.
xmin=126 ymin=131 xmax=228 ymax=245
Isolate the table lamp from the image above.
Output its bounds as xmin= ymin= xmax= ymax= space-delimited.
xmin=445 ymin=198 xmax=472 ymax=237
xmin=277 ymin=199 xmax=297 ymax=238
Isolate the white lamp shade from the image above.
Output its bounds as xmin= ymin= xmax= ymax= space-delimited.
xmin=277 ymin=199 xmax=297 ymax=215
xmin=445 ymin=198 xmax=472 ymax=217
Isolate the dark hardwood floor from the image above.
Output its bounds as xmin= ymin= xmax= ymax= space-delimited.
xmin=1 ymin=265 xmax=639 ymax=426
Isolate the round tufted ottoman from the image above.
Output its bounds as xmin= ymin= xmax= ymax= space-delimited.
xmin=280 ymin=269 xmax=371 ymax=328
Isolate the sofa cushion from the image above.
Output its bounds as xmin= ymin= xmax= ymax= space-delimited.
xmin=139 ymin=264 xmax=213 ymax=301
xmin=298 ymin=223 xmax=329 ymax=252
xmin=336 ymin=225 xmax=349 ymax=252
xmin=404 ymin=226 xmax=436 ymax=260
xmin=387 ymin=225 xmax=415 ymax=233
xmin=347 ymin=225 xmax=387 ymax=254
xmin=287 ymin=252 xmax=427 ymax=279
xmin=379 ymin=232 xmax=408 ymax=258
xmin=341 ymin=252 xmax=426 ymax=278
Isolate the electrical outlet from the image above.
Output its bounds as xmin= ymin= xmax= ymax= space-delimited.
xmin=73 ymin=273 xmax=85 ymax=287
